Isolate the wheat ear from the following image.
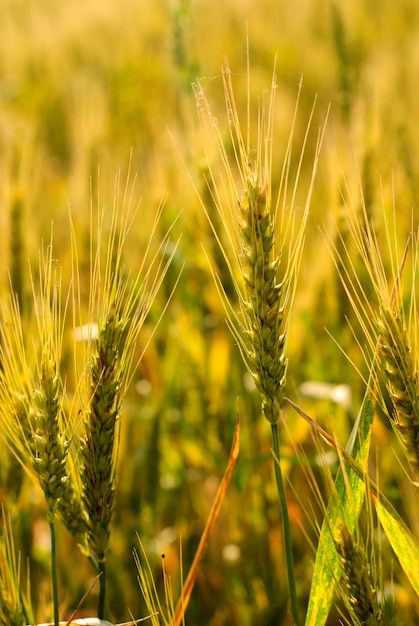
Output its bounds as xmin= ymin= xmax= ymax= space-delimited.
xmin=376 ymin=303 xmax=419 ymax=485
xmin=336 ymin=526 xmax=382 ymax=625
xmin=75 ymin=173 xmax=180 ymax=619
xmin=330 ymin=191 xmax=419 ymax=487
xmin=32 ymin=353 xmax=69 ymax=515
xmin=81 ymin=305 xmax=123 ymax=564
xmin=0 ymin=239 xmax=71 ymax=626
xmin=194 ymin=63 xmax=325 ymax=424
xmin=193 ymin=59 xmax=327 ymax=626
xmin=238 ymin=175 xmax=288 ymax=423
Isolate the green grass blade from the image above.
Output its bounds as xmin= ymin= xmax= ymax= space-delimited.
xmin=304 ymin=389 xmax=375 ymax=625
xmin=373 ymin=496 xmax=419 ymax=596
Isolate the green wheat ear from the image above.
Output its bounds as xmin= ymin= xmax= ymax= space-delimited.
xmin=0 ymin=238 xmax=71 ymax=515
xmin=71 ymin=172 xmax=180 ymax=617
xmin=330 ymin=194 xmax=419 ymax=488
xmin=0 ymin=236 xmax=73 ymax=625
xmin=238 ymin=175 xmax=287 ymax=423
xmin=335 ymin=525 xmax=382 ymax=625
xmin=31 ymin=353 xmax=69 ymax=515
xmin=81 ymin=305 xmax=124 ymax=564
xmin=193 ymin=61 xmax=327 ymax=425
xmin=376 ymin=303 xmax=419 ymax=486
xmin=192 ymin=58 xmax=327 ymax=626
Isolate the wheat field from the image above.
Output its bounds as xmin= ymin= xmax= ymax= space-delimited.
xmin=1 ymin=1 xmax=419 ymax=625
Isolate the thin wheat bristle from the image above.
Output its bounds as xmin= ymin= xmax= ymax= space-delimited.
xmin=336 ymin=526 xmax=382 ymax=625
xmin=376 ymin=305 xmax=419 ymax=485
xmin=0 ymin=509 xmax=31 ymax=626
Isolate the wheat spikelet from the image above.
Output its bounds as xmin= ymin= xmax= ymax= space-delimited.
xmin=81 ymin=306 xmax=124 ymax=562
xmin=57 ymin=468 xmax=89 ymax=553
xmin=31 ymin=354 xmax=69 ymax=515
xmin=239 ymin=177 xmax=287 ymax=423
xmin=376 ymin=305 xmax=419 ymax=485
xmin=193 ymin=61 xmax=326 ymax=426
xmin=328 ymin=188 xmax=419 ymax=487
xmin=72 ymin=173 xmax=181 ymax=605
xmin=336 ymin=526 xmax=382 ymax=625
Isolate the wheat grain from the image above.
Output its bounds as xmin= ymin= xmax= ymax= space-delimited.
xmin=57 ymin=471 xmax=89 ymax=554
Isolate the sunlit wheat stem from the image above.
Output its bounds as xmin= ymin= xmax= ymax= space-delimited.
xmin=271 ymin=423 xmax=299 ymax=622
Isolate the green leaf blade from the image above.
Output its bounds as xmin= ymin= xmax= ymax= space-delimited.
xmin=374 ymin=496 xmax=419 ymax=597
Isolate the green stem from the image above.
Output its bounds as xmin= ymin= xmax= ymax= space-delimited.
xmin=49 ymin=517 xmax=60 ymax=626
xmin=98 ymin=558 xmax=106 ymax=620
xmin=271 ymin=423 xmax=300 ymax=626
